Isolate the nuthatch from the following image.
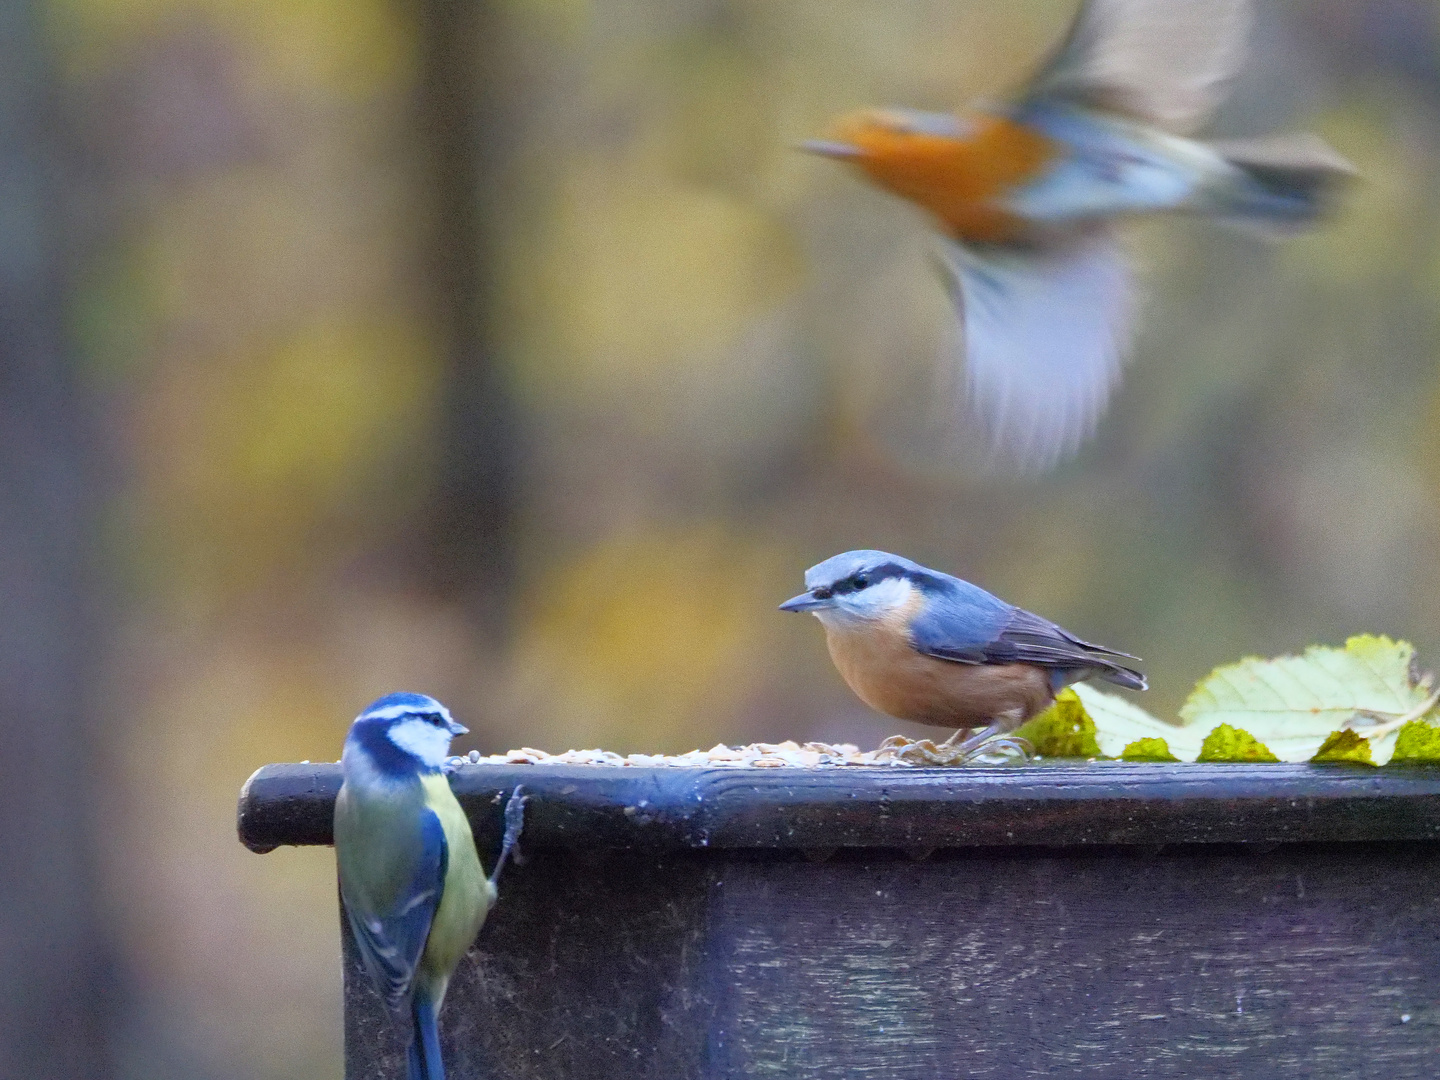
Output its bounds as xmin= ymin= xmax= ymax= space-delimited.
xmin=804 ymin=0 xmax=1352 ymax=471
xmin=781 ymin=550 xmax=1144 ymax=760
xmin=334 ymin=693 xmax=525 ymax=1080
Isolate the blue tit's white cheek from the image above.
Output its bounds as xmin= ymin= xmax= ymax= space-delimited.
xmin=387 ymin=717 xmax=453 ymax=768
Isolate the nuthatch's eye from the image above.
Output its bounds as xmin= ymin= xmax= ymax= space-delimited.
xmin=852 ymin=574 xmax=869 ymax=590
xmin=812 ymin=586 xmax=833 ymax=600
xmin=426 ymin=713 xmax=445 ymax=727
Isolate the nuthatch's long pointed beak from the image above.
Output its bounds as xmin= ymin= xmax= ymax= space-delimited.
xmin=797 ymin=139 xmax=863 ymax=159
xmin=779 ymin=590 xmax=829 ymax=612
xmin=447 ymin=718 xmax=469 ymax=736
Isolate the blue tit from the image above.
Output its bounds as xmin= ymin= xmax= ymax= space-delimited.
xmin=334 ymin=692 xmax=526 ymax=1080
xmin=781 ymin=550 xmax=1145 ymax=759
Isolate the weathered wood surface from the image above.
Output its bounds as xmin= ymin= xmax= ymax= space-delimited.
xmin=344 ymin=843 xmax=1440 ymax=1079
xmin=240 ymin=761 xmax=1440 ymax=852
xmin=238 ymin=762 xmax=1440 ymax=1078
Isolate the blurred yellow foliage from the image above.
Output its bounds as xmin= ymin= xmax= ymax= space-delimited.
xmin=49 ymin=0 xmax=416 ymax=94
xmin=507 ymin=157 xmax=801 ymax=397
xmin=134 ymin=315 xmax=438 ymax=601
xmin=509 ymin=528 xmax=786 ymax=752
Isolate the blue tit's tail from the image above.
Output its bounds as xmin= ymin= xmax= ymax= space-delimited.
xmin=1205 ymin=134 xmax=1355 ymax=236
xmin=406 ymin=990 xmax=445 ymax=1080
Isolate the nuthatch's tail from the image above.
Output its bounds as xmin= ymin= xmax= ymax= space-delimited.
xmin=406 ymin=990 xmax=445 ymax=1080
xmin=1206 ymin=134 xmax=1355 ymax=235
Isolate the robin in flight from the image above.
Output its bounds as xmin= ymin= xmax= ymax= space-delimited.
xmin=804 ymin=0 xmax=1353 ymax=471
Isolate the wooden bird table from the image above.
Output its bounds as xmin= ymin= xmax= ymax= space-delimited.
xmin=238 ymin=761 xmax=1440 ymax=1078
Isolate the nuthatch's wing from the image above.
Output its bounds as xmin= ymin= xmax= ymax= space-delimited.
xmin=341 ymin=809 xmax=447 ymax=1013
xmin=1024 ymin=0 xmax=1252 ymax=134
xmin=913 ymin=599 xmax=1147 ymax=691
xmin=935 ymin=229 xmax=1133 ymax=472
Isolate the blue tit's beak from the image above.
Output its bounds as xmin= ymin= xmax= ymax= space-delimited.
xmin=447 ymin=718 xmax=469 ymax=736
xmin=798 ymin=139 xmax=863 ymax=159
xmin=779 ymin=589 xmax=831 ymax=613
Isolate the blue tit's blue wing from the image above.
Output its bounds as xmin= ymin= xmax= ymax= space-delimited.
xmin=935 ymin=230 xmax=1133 ymax=473
xmin=1021 ymin=0 xmax=1251 ymax=134
xmin=345 ymin=809 xmax=448 ymax=1012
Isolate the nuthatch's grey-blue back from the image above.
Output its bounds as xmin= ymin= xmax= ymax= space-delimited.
xmin=803 ymin=0 xmax=1353 ymax=471
xmin=781 ymin=550 xmax=1144 ymax=760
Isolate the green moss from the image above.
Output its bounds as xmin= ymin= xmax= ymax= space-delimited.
xmin=1119 ymin=737 xmax=1179 ymax=762
xmin=1014 ymin=688 xmax=1102 ymax=758
xmin=1390 ymin=720 xmax=1440 ymax=764
xmin=1196 ymin=724 xmax=1280 ymax=763
xmin=1310 ymin=729 xmax=1375 ymax=765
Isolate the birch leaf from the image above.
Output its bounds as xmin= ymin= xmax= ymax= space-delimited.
xmin=1073 ymin=683 xmax=1201 ymax=759
xmin=1178 ymin=635 xmax=1436 ymax=764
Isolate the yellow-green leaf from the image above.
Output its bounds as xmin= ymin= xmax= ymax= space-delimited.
xmin=1390 ymin=720 xmax=1440 ymax=764
xmin=1014 ymin=688 xmax=1102 ymax=758
xmin=1197 ymin=724 xmax=1280 ymax=763
xmin=1310 ymin=729 xmax=1375 ymax=765
xmin=1120 ymin=737 xmax=1180 ymax=762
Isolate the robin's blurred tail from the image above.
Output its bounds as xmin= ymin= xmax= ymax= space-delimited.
xmin=1205 ymin=133 xmax=1355 ymax=236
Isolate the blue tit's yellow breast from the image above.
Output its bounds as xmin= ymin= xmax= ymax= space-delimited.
xmin=822 ymin=594 xmax=1053 ymax=728
xmin=417 ymin=772 xmax=492 ymax=1007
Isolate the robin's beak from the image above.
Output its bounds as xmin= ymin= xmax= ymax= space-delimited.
xmin=798 ymin=139 xmax=863 ymax=159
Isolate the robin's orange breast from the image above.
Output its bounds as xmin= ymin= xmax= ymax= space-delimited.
xmin=834 ymin=113 xmax=1057 ymax=244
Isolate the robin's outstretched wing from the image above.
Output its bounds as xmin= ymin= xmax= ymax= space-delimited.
xmin=935 ymin=229 xmax=1134 ymax=472
xmin=1023 ymin=0 xmax=1252 ymax=134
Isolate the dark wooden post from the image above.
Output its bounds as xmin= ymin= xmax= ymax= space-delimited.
xmin=241 ymin=762 xmax=1440 ymax=1079
xmin=0 ymin=1 xmax=118 ymax=1075
xmin=415 ymin=0 xmax=517 ymax=632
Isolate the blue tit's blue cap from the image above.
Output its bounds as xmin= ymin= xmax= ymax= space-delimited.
xmin=357 ymin=692 xmax=466 ymax=735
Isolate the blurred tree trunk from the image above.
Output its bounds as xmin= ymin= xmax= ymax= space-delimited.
xmin=0 ymin=1 xmax=117 ymax=1076
xmin=418 ymin=0 xmax=517 ymax=634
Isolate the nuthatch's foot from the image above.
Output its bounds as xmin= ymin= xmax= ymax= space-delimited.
xmin=875 ymin=733 xmax=1032 ymax=766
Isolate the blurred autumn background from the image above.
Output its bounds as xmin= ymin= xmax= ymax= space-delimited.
xmin=5 ymin=0 xmax=1439 ymax=1075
